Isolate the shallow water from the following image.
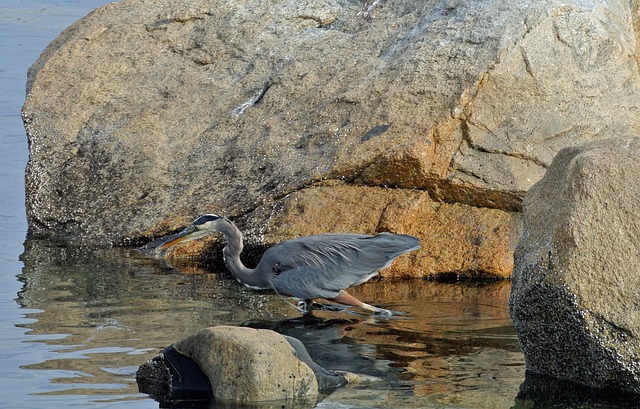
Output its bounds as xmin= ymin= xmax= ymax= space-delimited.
xmin=17 ymin=239 xmax=523 ymax=408
xmin=1 ymin=2 xmax=634 ymax=409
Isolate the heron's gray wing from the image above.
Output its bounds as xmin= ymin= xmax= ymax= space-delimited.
xmin=258 ymin=233 xmax=420 ymax=300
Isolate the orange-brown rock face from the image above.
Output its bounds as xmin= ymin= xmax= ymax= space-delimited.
xmin=243 ymin=184 xmax=519 ymax=278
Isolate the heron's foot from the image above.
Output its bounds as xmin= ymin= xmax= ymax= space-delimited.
xmin=374 ymin=307 xmax=393 ymax=316
xmin=330 ymin=291 xmax=396 ymax=316
xmin=361 ymin=303 xmax=393 ymax=316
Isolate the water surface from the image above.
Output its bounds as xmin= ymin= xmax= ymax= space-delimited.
xmin=18 ymin=239 xmax=524 ymax=408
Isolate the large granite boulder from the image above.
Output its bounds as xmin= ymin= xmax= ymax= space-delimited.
xmin=510 ymin=137 xmax=640 ymax=395
xmin=22 ymin=0 xmax=640 ymax=277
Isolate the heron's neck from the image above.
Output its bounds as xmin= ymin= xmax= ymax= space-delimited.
xmin=219 ymin=223 xmax=268 ymax=289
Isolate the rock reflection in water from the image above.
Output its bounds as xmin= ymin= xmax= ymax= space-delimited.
xmin=246 ymin=281 xmax=523 ymax=407
xmin=17 ymin=238 xmax=524 ymax=407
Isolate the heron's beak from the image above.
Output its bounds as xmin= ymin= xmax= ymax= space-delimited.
xmin=158 ymin=226 xmax=202 ymax=250
xmin=159 ymin=233 xmax=190 ymax=249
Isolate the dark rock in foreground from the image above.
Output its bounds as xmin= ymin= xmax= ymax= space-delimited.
xmin=136 ymin=346 xmax=213 ymax=403
xmin=510 ymin=137 xmax=640 ymax=395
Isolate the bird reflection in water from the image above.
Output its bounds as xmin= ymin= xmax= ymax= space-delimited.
xmin=242 ymin=313 xmax=397 ymax=383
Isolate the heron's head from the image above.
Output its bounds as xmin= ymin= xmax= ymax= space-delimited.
xmin=159 ymin=214 xmax=226 ymax=249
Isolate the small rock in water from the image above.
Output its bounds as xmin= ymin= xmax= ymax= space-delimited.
xmin=137 ymin=325 xmax=350 ymax=405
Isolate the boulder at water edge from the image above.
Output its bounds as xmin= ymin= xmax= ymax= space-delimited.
xmin=172 ymin=326 xmax=319 ymax=402
xmin=22 ymin=0 xmax=640 ymax=277
xmin=510 ymin=137 xmax=640 ymax=395
xmin=136 ymin=326 xmax=352 ymax=405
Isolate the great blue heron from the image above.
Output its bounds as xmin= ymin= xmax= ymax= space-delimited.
xmin=157 ymin=214 xmax=420 ymax=315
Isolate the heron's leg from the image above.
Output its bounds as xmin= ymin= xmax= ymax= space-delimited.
xmin=330 ymin=291 xmax=392 ymax=316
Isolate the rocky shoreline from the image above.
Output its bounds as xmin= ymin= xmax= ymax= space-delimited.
xmin=22 ymin=0 xmax=640 ymax=403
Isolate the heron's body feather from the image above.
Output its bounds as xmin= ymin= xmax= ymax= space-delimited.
xmin=258 ymin=233 xmax=420 ymax=299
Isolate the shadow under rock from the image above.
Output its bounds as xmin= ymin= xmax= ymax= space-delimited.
xmin=512 ymin=371 xmax=640 ymax=409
